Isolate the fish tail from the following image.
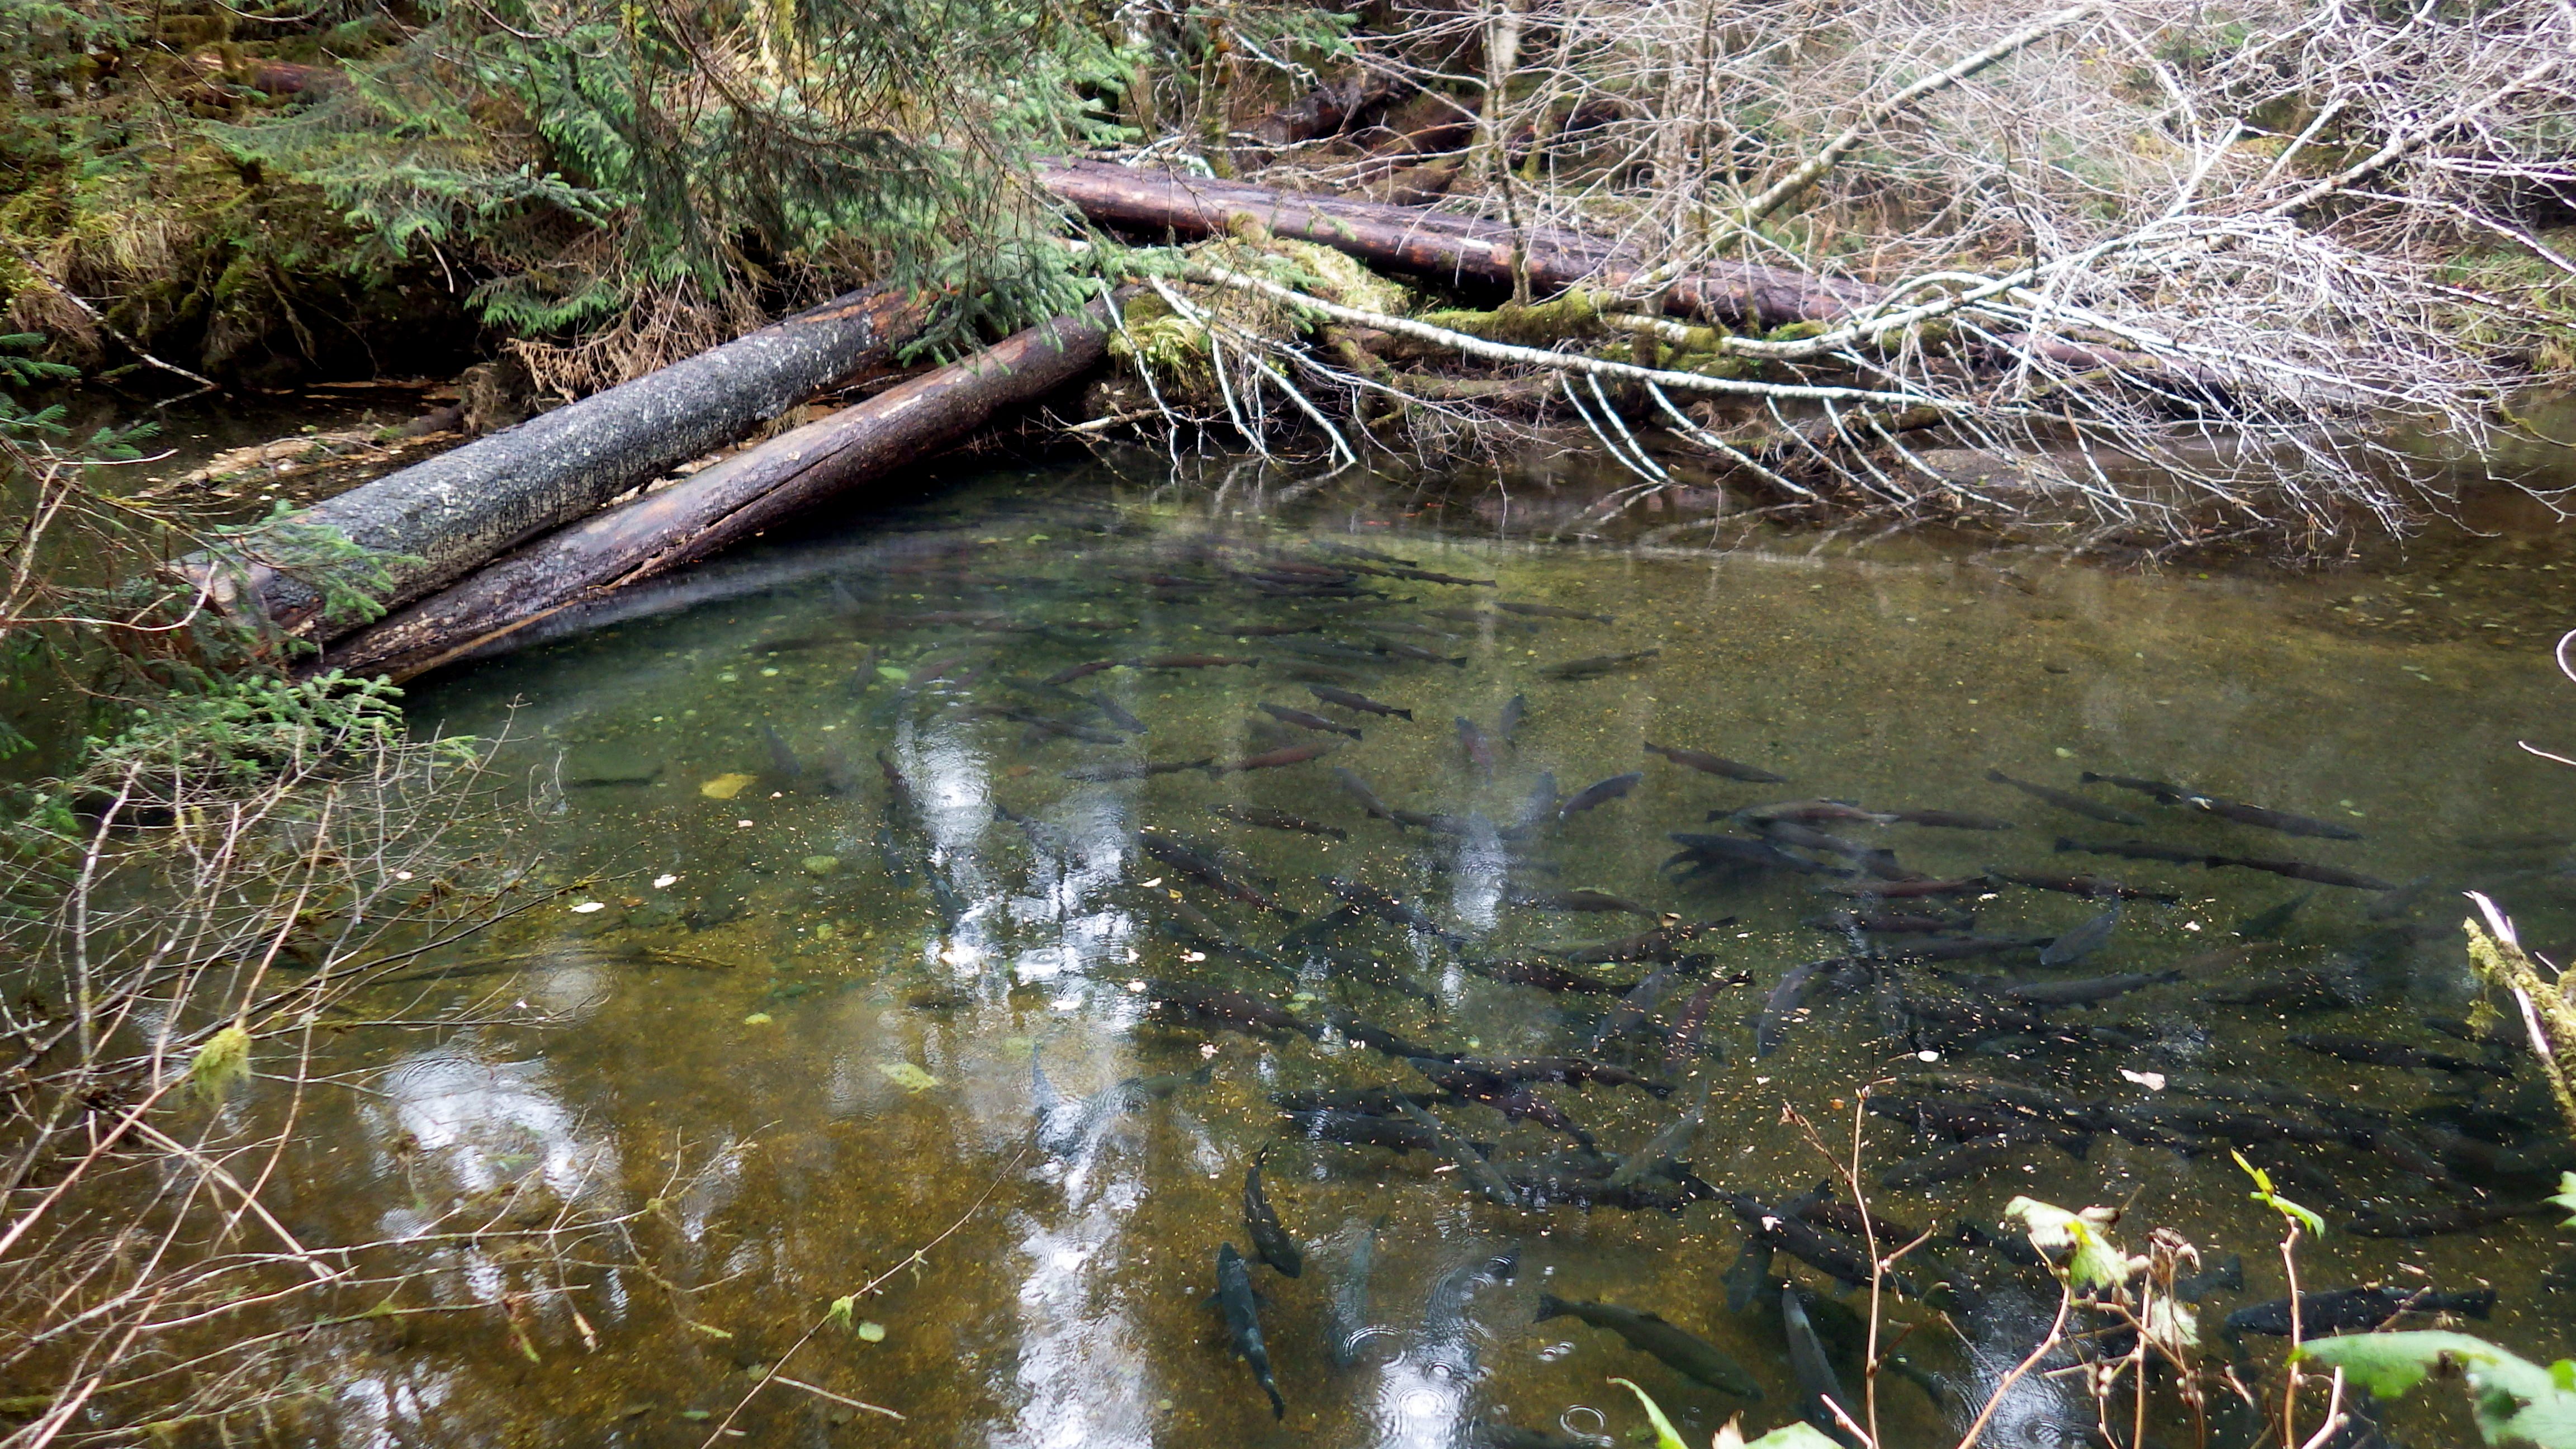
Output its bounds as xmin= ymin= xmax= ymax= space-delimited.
xmin=2053 ymin=837 xmax=2080 ymax=852
xmin=1263 ymin=1382 xmax=1285 ymax=1419
xmin=1394 ymin=709 xmax=1414 ymax=721
xmin=1533 ymin=1292 xmax=1570 ymax=1321
xmin=1985 ymin=769 xmax=2011 ymax=783
xmin=2077 ymin=771 xmax=2104 ymax=782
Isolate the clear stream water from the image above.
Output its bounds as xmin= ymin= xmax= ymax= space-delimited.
xmin=190 ymin=453 xmax=2576 ymax=1447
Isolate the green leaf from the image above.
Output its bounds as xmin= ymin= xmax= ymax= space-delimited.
xmin=826 ymin=1296 xmax=855 ymax=1331
xmin=2550 ymin=1171 xmax=2576 ymax=1228
xmin=2004 ymin=1196 xmax=2136 ymax=1291
xmin=875 ymin=666 xmax=910 ymax=682
xmin=2232 ymin=1149 xmax=2327 ymax=1235
xmin=855 ymin=1321 xmax=887 ymax=1344
xmin=1608 ymin=1377 xmax=1688 ymax=1449
xmin=2298 ymin=1331 xmax=2576 ymax=1447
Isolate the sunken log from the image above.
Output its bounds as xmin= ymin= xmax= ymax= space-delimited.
xmin=321 ymin=304 xmax=1111 ymax=682
xmin=181 ymin=286 xmax=926 ymax=646
xmin=1037 ymin=159 xmax=1876 ymax=330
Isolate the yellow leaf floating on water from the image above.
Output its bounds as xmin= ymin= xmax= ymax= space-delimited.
xmin=743 ymin=1012 xmax=773 ymax=1026
xmin=699 ymin=773 xmax=756 ymax=799
xmin=875 ymin=1062 xmax=939 ymax=1092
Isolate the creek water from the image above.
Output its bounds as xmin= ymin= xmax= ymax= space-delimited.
xmin=252 ymin=453 xmax=2576 ymax=1447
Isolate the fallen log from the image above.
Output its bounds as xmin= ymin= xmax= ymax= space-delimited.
xmin=1037 ymin=158 xmax=1876 ymax=329
xmin=1038 ymin=161 xmax=2166 ymax=380
xmin=322 ymin=304 xmax=1110 ymax=682
xmin=182 ymin=285 xmax=925 ymax=645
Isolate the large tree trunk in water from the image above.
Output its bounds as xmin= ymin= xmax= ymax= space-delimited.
xmin=180 ymin=286 xmax=926 ymax=646
xmin=1036 ymin=159 xmax=1879 ymax=329
xmin=322 ymin=305 xmax=1110 ymax=683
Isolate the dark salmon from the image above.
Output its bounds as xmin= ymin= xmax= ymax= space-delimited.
xmin=1043 ymin=659 xmax=1119 ymax=685
xmin=1258 ymin=703 xmax=1362 ymax=739
xmin=1216 ymin=742 xmax=1337 ymax=774
xmin=1309 ymin=685 xmax=1412 ymax=720
xmin=1130 ymin=654 xmax=1258 ymax=669
xmin=1645 ymin=741 xmax=1786 ymax=783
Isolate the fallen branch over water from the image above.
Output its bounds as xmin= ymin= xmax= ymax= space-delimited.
xmin=324 ymin=304 xmax=1110 ymax=680
xmin=181 ymin=285 xmax=925 ymax=645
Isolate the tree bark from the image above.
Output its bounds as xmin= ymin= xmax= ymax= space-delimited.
xmin=1037 ymin=158 xmax=1877 ymax=328
xmin=1038 ymin=160 xmax=2180 ymax=379
xmin=180 ymin=285 xmax=926 ymax=646
xmin=320 ymin=305 xmax=1109 ymax=682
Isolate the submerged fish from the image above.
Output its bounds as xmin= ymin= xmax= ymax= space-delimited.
xmin=1244 ymin=1147 xmax=1304 ymax=1277
xmin=1995 ymin=969 xmax=2180 ymax=1006
xmin=2232 ymin=892 xmax=2312 ymax=940
xmin=1257 ymin=703 xmax=1362 ymax=739
xmin=1474 ymin=956 xmax=1630 ymax=995
xmin=1883 ymin=808 xmax=2015 ymax=831
xmin=1817 ymin=875 xmax=1987 ymax=898
xmin=1280 ymin=1109 xmax=1492 ymax=1156
xmin=1983 ymin=867 xmax=2179 ymax=902
xmin=2054 ymin=837 xmax=2212 ymax=866
xmin=2224 ymin=1285 xmax=2496 ymax=1337
xmin=1323 ymin=875 xmax=1461 ymax=944
xmin=1783 ymin=1285 xmax=1860 ymax=1446
xmin=1210 ymin=804 xmax=1348 ymax=840
xmin=1538 ymin=648 xmax=1661 ymax=680
xmin=2209 ymin=854 xmax=2396 ymax=891
xmin=1757 ymin=958 xmax=1839 ymax=1057
xmin=1042 ymin=659 xmax=1119 ymax=685
xmin=1332 ymin=766 xmax=1403 ymax=822
xmin=1535 ymin=1295 xmax=1762 ymax=1399
xmin=1878 ymin=1138 xmax=2019 ymax=1190
xmin=1211 ymin=1243 xmax=1286 ymax=1417
xmin=1986 ymin=770 xmax=2147 ymax=827
xmin=1087 ymin=693 xmax=1149 ymax=735
xmin=1608 ymin=1080 xmax=1710 ymax=1190
xmin=1456 ymin=716 xmax=1497 ymax=773
xmin=1512 ymin=887 xmax=1657 ymax=915
xmin=1394 ymin=1099 xmax=1525 ymax=1208
xmin=1328 ymin=1216 xmax=1388 ymax=1368
xmin=1645 ymin=741 xmax=1787 ymax=783
xmin=1130 ymin=654 xmax=1259 ymax=669
xmin=1143 ymin=979 xmax=1319 ymax=1039
xmin=1498 ymin=601 xmax=1613 ymax=622
xmin=1668 ymin=832 xmax=1847 ymax=875
xmin=2174 ymin=1253 xmax=2244 ymax=1302
xmin=1139 ymin=832 xmax=1296 ymax=913
xmin=1309 ymin=685 xmax=1412 ymax=720
xmin=1664 ymin=975 xmax=1729 ymax=1074
xmin=1558 ymin=917 xmax=1735 ymax=965
xmin=2346 ymin=1200 xmax=2552 ymax=1238
xmin=1559 ymin=771 xmax=1644 ymax=819
xmin=1497 ymin=693 xmax=1528 ymax=743
xmin=2083 ymin=772 xmax=2364 ymax=840
xmin=2038 ymin=903 xmax=2123 ymax=967
xmin=1214 ymin=742 xmax=1338 ymax=774
xmin=2289 ymin=1033 xmax=2512 ymax=1076
xmin=1062 ymin=756 xmax=1215 ymax=780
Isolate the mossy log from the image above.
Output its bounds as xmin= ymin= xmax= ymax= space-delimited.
xmin=320 ymin=305 xmax=1109 ymax=682
xmin=1040 ymin=162 xmax=2171 ymax=381
xmin=178 ymin=286 xmax=927 ymax=646
xmin=1038 ymin=159 xmax=1875 ymax=329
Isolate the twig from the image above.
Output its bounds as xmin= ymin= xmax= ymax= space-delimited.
xmin=3 ymin=242 xmax=224 ymax=402
xmin=1740 ymin=3 xmax=2100 ymax=222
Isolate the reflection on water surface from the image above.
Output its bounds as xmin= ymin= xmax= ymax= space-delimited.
xmin=298 ymin=458 xmax=2576 ymax=1446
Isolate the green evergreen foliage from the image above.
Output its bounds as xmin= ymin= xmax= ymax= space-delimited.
xmin=210 ymin=0 xmax=1137 ymax=358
